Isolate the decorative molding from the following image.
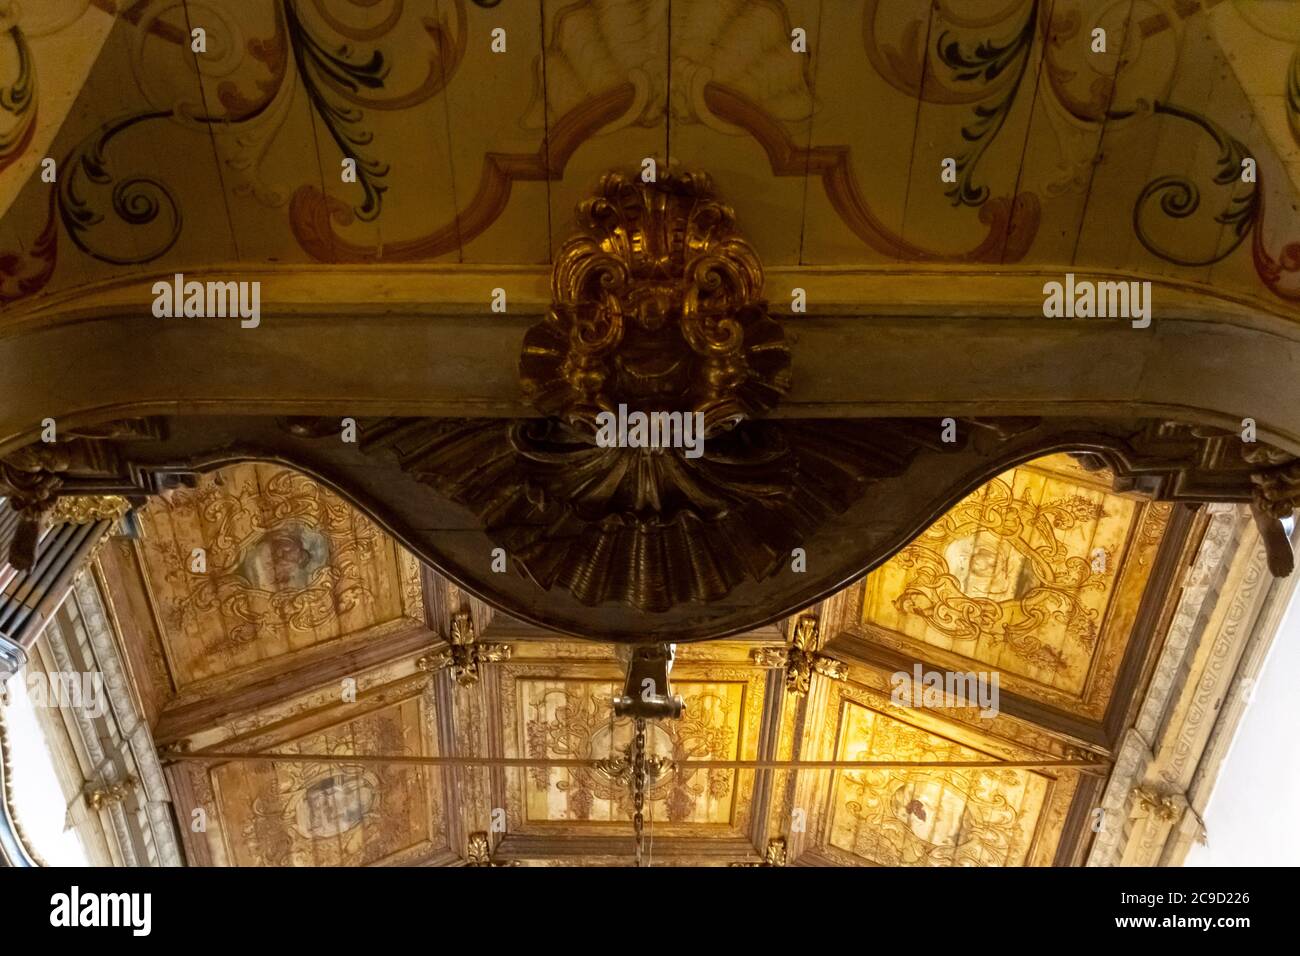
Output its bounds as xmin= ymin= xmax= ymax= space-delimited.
xmin=1132 ymin=786 xmax=1181 ymax=823
xmin=730 ymin=836 xmax=787 ymax=867
xmin=1088 ymin=505 xmax=1293 ymax=866
xmin=85 ymin=776 xmax=137 ymax=812
xmin=48 ymin=494 xmax=128 ymax=526
xmin=749 ymin=615 xmax=847 ymax=694
xmin=417 ymin=611 xmax=510 ymax=687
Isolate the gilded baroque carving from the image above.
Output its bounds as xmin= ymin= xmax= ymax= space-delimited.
xmin=85 ymin=776 xmax=138 ymax=812
xmin=49 ymin=494 xmax=129 ymax=525
xmin=1132 ymin=787 xmax=1181 ymax=824
xmin=750 ymin=615 xmax=847 ymax=694
xmin=391 ymin=173 xmax=950 ymax=613
xmin=416 ymin=610 xmax=511 ymax=686
xmin=730 ymin=836 xmax=788 ymax=867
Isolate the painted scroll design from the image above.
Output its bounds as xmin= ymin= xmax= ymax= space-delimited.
xmin=1134 ymin=102 xmax=1300 ymax=302
xmin=890 ymin=475 xmax=1113 ymax=675
xmin=0 ymin=24 xmax=36 ymax=173
xmin=0 ymin=0 xmax=466 ymax=294
xmin=830 ymin=706 xmax=1042 ymax=867
xmin=148 ymin=468 xmax=380 ymax=661
xmin=234 ymin=710 xmax=426 ymax=866
xmin=523 ymin=682 xmax=738 ymax=824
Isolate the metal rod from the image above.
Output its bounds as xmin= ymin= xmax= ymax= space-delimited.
xmin=166 ymin=751 xmax=1110 ymax=772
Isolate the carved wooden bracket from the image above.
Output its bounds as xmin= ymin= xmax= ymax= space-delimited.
xmin=729 ymin=836 xmax=788 ymax=867
xmin=751 ymin=615 xmax=848 ymax=695
xmin=466 ymin=832 xmax=518 ymax=867
xmin=416 ymin=611 xmax=510 ymax=687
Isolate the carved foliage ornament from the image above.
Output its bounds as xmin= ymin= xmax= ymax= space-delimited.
xmin=520 ymin=169 xmax=789 ymax=434
xmin=411 ymin=171 xmax=908 ymax=611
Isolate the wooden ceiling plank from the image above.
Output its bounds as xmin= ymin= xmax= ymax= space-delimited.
xmin=898 ymin=0 xmax=1044 ymax=263
xmin=1072 ymin=16 xmax=1236 ymax=284
xmin=176 ymin=0 xmax=327 ymax=265
xmin=435 ymin=0 xmax=551 ymax=264
xmin=0 ymin=13 xmax=230 ymax=298
xmin=1014 ymin=0 xmax=1138 ymax=268
xmin=540 ymin=0 xmax=669 ymax=261
xmin=797 ymin=0 xmax=935 ymax=265
xmin=288 ymin=0 xmax=464 ymax=266
xmin=153 ymin=619 xmax=436 ymax=742
xmin=665 ymin=0 xmax=823 ymax=266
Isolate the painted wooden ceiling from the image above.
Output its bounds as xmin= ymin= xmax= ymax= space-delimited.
xmin=93 ymin=456 xmax=1174 ymax=865
xmin=858 ymin=454 xmax=1170 ymax=720
xmin=1 ymin=0 xmax=1299 ymax=320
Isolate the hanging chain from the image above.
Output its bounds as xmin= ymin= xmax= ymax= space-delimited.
xmin=632 ymin=716 xmax=647 ymax=867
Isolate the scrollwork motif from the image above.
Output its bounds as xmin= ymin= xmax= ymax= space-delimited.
xmin=0 ymin=24 xmax=35 ymax=172
xmin=1133 ymin=103 xmax=1256 ymax=268
xmin=149 ymin=468 xmax=380 ymax=660
xmin=937 ymin=1 xmax=1038 ymax=208
xmin=58 ymin=110 xmax=182 ymax=266
xmin=891 ymin=474 xmax=1113 ymax=674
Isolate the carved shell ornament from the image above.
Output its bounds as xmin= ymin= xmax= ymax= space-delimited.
xmin=412 ymin=170 xmax=884 ymax=613
xmin=520 ymin=170 xmax=791 ymax=436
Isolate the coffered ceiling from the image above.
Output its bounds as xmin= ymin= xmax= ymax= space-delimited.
xmin=855 ymin=454 xmax=1170 ymax=719
xmin=1 ymin=0 xmax=1293 ymax=868
xmin=90 ymin=455 xmax=1183 ymax=866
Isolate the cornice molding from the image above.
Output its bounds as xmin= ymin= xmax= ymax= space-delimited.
xmin=1088 ymin=507 xmax=1298 ymax=865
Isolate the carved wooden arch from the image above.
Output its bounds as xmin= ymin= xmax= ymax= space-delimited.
xmin=2 ymin=171 xmax=1297 ymax=641
xmin=0 ymin=411 xmax=1293 ymax=643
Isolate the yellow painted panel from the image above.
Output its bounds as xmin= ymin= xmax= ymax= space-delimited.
xmin=862 ymin=454 xmax=1139 ymax=694
xmin=212 ymin=697 xmax=437 ymax=867
xmin=136 ymin=463 xmax=408 ymax=687
xmin=517 ymin=677 xmax=745 ymax=825
xmin=827 ymin=700 xmax=1049 ymax=866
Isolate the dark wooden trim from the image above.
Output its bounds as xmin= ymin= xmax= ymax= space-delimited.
xmin=154 ymin=620 xmax=438 ymax=742
xmin=431 ymin=668 xmax=468 ymax=860
xmin=821 ymin=632 xmax=1108 ymax=747
xmin=746 ymin=666 xmax=789 ymax=850
xmin=162 ymin=763 xmax=211 ymax=867
xmin=494 ymin=833 xmax=757 ymax=863
xmin=1053 ymin=771 xmax=1105 ymax=866
xmin=1101 ymin=503 xmax=1203 ymax=747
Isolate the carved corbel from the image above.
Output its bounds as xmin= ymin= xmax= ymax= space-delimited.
xmin=751 ymin=615 xmax=848 ymax=695
xmin=416 ymin=611 xmax=511 ymax=687
xmin=84 ymin=776 xmax=137 ymax=812
xmin=1 ymin=445 xmax=72 ymax=570
xmin=1244 ymin=446 xmax=1299 ymax=576
xmin=1131 ymin=786 xmax=1181 ymax=823
xmin=466 ymin=831 xmax=519 ymax=867
xmin=730 ymin=836 xmax=788 ymax=867
xmin=0 ymin=418 xmax=166 ymax=571
xmin=156 ymin=740 xmax=192 ymax=766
